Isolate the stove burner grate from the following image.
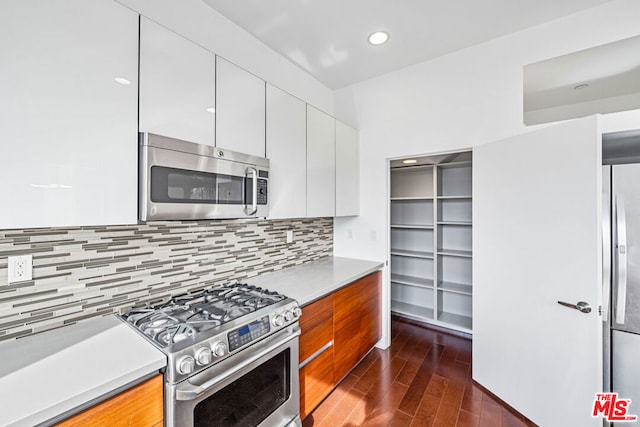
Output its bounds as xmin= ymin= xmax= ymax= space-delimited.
xmin=122 ymin=283 xmax=289 ymax=348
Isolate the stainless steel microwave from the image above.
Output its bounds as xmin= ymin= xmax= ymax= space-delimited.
xmin=139 ymin=133 xmax=269 ymax=221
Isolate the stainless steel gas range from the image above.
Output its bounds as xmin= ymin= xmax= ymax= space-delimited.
xmin=120 ymin=283 xmax=302 ymax=427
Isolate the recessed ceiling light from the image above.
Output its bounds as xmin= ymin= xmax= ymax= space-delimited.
xmin=368 ymin=31 xmax=389 ymax=46
xmin=574 ymin=83 xmax=589 ymax=90
xmin=402 ymin=159 xmax=417 ymax=164
xmin=206 ymin=107 xmax=216 ymax=113
xmin=114 ymin=77 xmax=131 ymax=86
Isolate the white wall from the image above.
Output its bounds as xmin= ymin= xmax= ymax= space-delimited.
xmin=115 ymin=0 xmax=333 ymax=114
xmin=333 ymin=0 xmax=640 ymax=351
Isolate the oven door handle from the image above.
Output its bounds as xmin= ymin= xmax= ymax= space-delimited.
xmin=175 ymin=329 xmax=300 ymax=401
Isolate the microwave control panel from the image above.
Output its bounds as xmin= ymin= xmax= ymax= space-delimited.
xmin=257 ymin=178 xmax=268 ymax=205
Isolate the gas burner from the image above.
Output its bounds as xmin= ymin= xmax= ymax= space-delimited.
xmin=156 ymin=323 xmax=197 ymax=345
xmin=223 ymin=306 xmax=254 ymax=321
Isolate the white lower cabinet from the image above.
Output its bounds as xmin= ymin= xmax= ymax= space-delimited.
xmin=306 ymin=105 xmax=336 ymax=217
xmin=266 ymin=84 xmax=307 ymax=219
xmin=216 ymin=57 xmax=266 ymax=157
xmin=139 ymin=17 xmax=216 ymax=146
xmin=0 ymin=0 xmax=138 ymax=229
xmin=390 ymin=152 xmax=473 ymax=333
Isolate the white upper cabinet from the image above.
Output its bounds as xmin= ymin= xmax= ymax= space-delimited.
xmin=216 ymin=57 xmax=266 ymax=157
xmin=266 ymin=85 xmax=307 ymax=219
xmin=306 ymin=105 xmax=336 ymax=217
xmin=335 ymin=121 xmax=359 ymax=216
xmin=139 ymin=17 xmax=216 ymax=146
xmin=0 ymin=0 xmax=138 ymax=229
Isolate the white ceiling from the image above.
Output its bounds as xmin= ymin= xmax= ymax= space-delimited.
xmin=201 ymin=0 xmax=615 ymax=89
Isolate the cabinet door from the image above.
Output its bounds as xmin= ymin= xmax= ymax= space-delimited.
xmin=139 ymin=17 xmax=216 ymax=146
xmin=57 ymin=375 xmax=163 ymax=427
xmin=0 ymin=0 xmax=138 ymax=229
xmin=306 ymin=105 xmax=336 ymax=217
xmin=335 ymin=121 xmax=359 ymax=216
xmin=299 ymin=294 xmax=334 ymax=364
xmin=299 ymin=295 xmax=334 ymax=419
xmin=300 ymin=347 xmax=334 ymax=420
xmin=333 ymin=271 xmax=382 ymax=382
xmin=216 ymin=57 xmax=266 ymax=157
xmin=266 ymin=85 xmax=307 ymax=219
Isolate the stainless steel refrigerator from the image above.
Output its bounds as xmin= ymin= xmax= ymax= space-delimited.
xmin=603 ymin=129 xmax=640 ymax=424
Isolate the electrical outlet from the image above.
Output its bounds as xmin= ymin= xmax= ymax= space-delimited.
xmin=7 ymin=255 xmax=33 ymax=284
xmin=286 ymin=230 xmax=294 ymax=244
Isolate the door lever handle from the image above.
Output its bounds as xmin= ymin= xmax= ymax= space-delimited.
xmin=557 ymin=301 xmax=591 ymax=313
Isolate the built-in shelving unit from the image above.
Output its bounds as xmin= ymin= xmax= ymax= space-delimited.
xmin=389 ymin=152 xmax=472 ymax=334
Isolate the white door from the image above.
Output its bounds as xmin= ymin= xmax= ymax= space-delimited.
xmin=335 ymin=121 xmax=359 ymax=217
xmin=473 ymin=116 xmax=602 ymax=427
xmin=306 ymin=105 xmax=336 ymax=217
xmin=266 ymin=84 xmax=307 ymax=219
xmin=139 ymin=17 xmax=216 ymax=146
xmin=216 ymin=57 xmax=266 ymax=157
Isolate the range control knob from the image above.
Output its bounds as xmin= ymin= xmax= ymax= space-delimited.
xmin=176 ymin=355 xmax=195 ymax=375
xmin=195 ymin=348 xmax=213 ymax=366
xmin=272 ymin=314 xmax=284 ymax=327
xmin=211 ymin=341 xmax=227 ymax=358
xmin=284 ymin=311 xmax=294 ymax=322
xmin=292 ymin=307 xmax=302 ymax=318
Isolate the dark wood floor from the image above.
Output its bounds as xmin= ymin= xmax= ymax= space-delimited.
xmin=302 ymin=316 xmax=536 ymax=427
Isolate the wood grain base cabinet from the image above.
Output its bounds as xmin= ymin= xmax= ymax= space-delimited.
xmin=333 ymin=271 xmax=382 ymax=382
xmin=299 ymin=271 xmax=381 ymax=419
xmin=299 ymin=293 xmax=334 ymax=419
xmin=56 ymin=375 xmax=163 ymax=427
xmin=300 ymin=345 xmax=334 ymax=419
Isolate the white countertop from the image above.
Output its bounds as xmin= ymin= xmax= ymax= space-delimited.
xmin=249 ymin=256 xmax=384 ymax=306
xmin=0 ymin=315 xmax=166 ymax=427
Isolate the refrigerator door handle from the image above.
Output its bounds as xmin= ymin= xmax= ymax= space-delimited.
xmin=603 ymin=188 xmax=611 ymax=322
xmin=615 ymin=195 xmax=628 ymax=325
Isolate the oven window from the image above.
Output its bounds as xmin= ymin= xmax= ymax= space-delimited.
xmin=150 ymin=166 xmax=245 ymax=204
xmin=194 ymin=349 xmax=291 ymax=427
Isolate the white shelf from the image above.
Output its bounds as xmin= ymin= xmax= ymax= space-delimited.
xmin=437 ymin=195 xmax=472 ymax=200
xmin=391 ymin=274 xmax=434 ymax=289
xmin=390 ymin=249 xmax=434 ymax=259
xmin=438 ymin=281 xmax=472 ymax=295
xmin=391 ymin=301 xmax=434 ymax=321
xmin=437 ymin=221 xmax=472 ymax=226
xmin=437 ymin=249 xmax=472 ymax=258
xmin=438 ymin=160 xmax=472 ymax=168
xmin=390 ymin=197 xmax=434 ymax=201
xmin=391 ymin=224 xmax=434 ymax=230
xmin=438 ymin=311 xmax=472 ymax=331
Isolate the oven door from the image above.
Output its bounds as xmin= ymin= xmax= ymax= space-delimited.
xmin=168 ymin=326 xmax=301 ymax=427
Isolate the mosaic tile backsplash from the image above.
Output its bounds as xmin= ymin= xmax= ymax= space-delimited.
xmin=0 ymin=218 xmax=333 ymax=341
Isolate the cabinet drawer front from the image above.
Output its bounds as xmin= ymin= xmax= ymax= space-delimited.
xmin=300 ymin=294 xmax=333 ymax=363
xmin=300 ymin=345 xmax=334 ymax=419
xmin=56 ymin=375 xmax=163 ymax=427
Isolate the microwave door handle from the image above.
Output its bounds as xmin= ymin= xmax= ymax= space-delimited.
xmin=244 ymin=167 xmax=258 ymax=216
xmin=615 ymin=195 xmax=628 ymax=325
